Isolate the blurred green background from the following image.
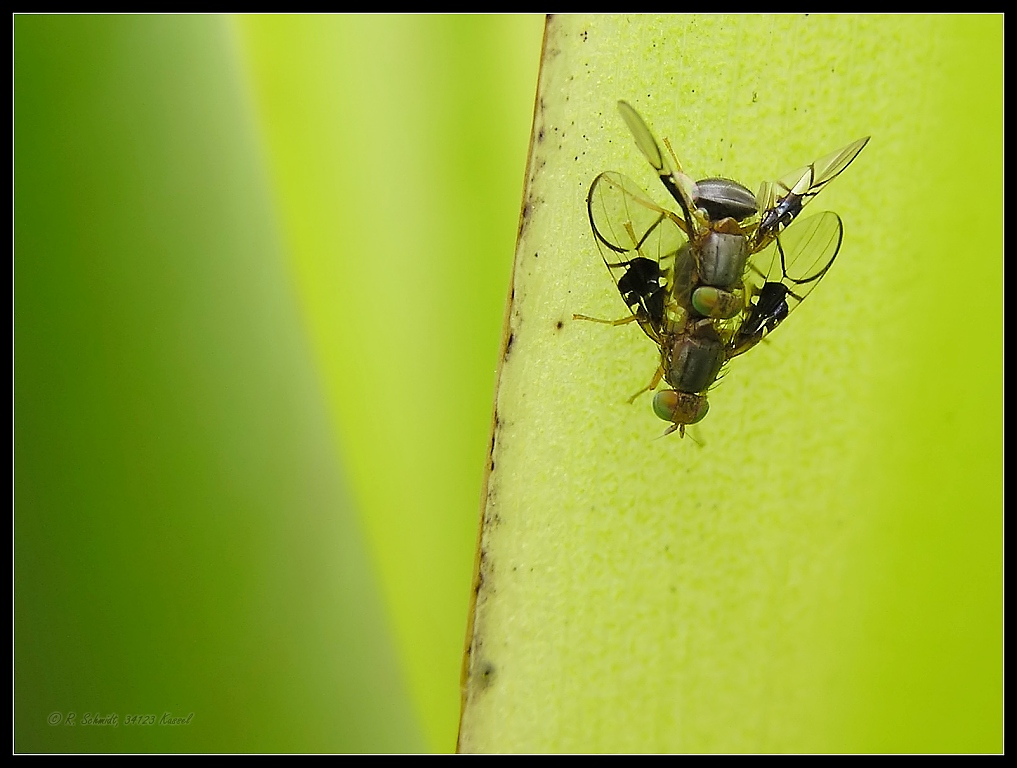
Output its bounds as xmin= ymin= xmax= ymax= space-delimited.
xmin=15 ymin=14 xmax=543 ymax=752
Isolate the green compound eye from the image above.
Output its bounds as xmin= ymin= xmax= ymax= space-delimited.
xmin=691 ymin=285 xmax=743 ymax=320
xmin=652 ymin=390 xmax=709 ymax=426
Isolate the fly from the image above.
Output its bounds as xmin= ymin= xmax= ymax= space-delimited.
xmin=576 ymin=101 xmax=869 ymax=437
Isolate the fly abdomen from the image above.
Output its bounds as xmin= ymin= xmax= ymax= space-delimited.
xmin=694 ymin=177 xmax=758 ymax=222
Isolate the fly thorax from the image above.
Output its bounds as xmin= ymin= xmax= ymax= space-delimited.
xmin=664 ymin=324 xmax=725 ymax=394
xmin=698 ymin=230 xmax=748 ymax=288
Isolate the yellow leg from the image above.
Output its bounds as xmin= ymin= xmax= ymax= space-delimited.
xmin=572 ymin=313 xmax=637 ymax=326
xmin=628 ymin=366 xmax=663 ymax=403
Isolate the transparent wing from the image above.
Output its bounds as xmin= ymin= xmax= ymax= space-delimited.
xmin=587 ymin=171 xmax=691 ymax=341
xmin=616 ymin=101 xmax=698 ymax=229
xmin=729 ymin=211 xmax=843 ymax=358
xmin=617 ymin=100 xmax=672 ymax=178
xmin=771 ymin=209 xmax=843 ymax=287
xmin=755 ymin=136 xmax=869 ymax=246
xmin=774 ymin=136 xmax=870 ymax=200
xmin=588 ymin=172 xmax=684 ymax=255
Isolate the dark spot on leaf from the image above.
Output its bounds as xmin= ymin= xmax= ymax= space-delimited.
xmin=477 ymin=660 xmax=496 ymax=690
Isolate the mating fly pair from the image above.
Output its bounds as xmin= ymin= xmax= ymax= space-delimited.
xmin=575 ymin=101 xmax=869 ymax=437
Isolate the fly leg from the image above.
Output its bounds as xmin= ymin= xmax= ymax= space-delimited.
xmin=572 ymin=313 xmax=638 ymax=326
xmin=627 ymin=365 xmax=663 ymax=403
